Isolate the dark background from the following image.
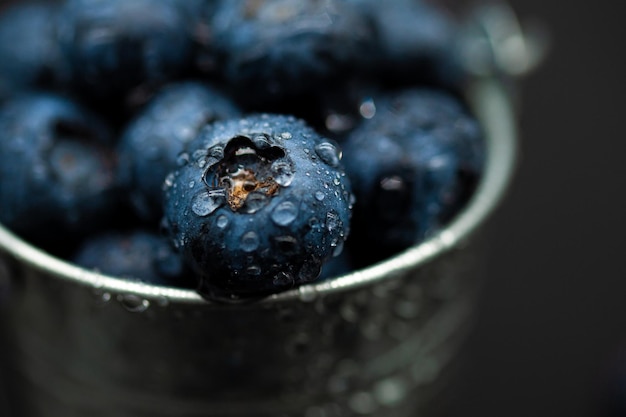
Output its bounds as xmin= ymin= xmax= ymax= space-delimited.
xmin=440 ymin=1 xmax=626 ymax=416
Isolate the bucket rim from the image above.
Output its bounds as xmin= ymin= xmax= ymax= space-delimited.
xmin=0 ymin=79 xmax=518 ymax=306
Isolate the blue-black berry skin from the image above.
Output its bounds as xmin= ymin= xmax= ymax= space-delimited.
xmin=0 ymin=93 xmax=123 ymax=250
xmin=342 ymin=88 xmax=485 ymax=264
xmin=358 ymin=0 xmax=465 ymax=90
xmin=57 ymin=0 xmax=195 ymax=101
xmin=72 ymin=230 xmax=193 ymax=287
xmin=163 ymin=114 xmax=353 ymax=300
xmin=0 ymin=2 xmax=66 ymax=97
xmin=117 ymin=81 xmax=242 ymax=223
xmin=210 ymin=0 xmax=376 ymax=105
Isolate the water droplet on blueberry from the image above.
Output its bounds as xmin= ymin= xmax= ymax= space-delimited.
xmin=240 ymin=231 xmax=260 ymax=252
xmin=271 ymin=201 xmax=299 ymax=226
xmin=191 ymin=191 xmax=222 ymax=216
xmin=271 ymin=160 xmax=295 ymax=187
xmin=314 ymin=142 xmax=341 ymax=167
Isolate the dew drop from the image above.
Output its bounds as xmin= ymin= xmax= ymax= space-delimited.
xmin=176 ymin=152 xmax=189 ymax=166
xmin=253 ymin=133 xmax=272 ymax=149
xmin=118 ymin=294 xmax=150 ymax=313
xmin=280 ymin=131 xmax=292 ymax=139
xmin=325 ymin=113 xmax=355 ymax=133
xmin=298 ymin=285 xmax=318 ymax=302
xmin=246 ymin=265 xmax=262 ymax=276
xmin=273 ymin=271 xmax=294 ymax=287
xmin=326 ymin=211 xmax=340 ymax=232
xmin=191 ymin=191 xmax=222 ymax=216
xmin=373 ymin=377 xmax=407 ymax=406
xmin=315 ymin=191 xmax=325 ymax=201
xmin=240 ymin=231 xmax=260 ymax=252
xmin=216 ymin=214 xmax=229 ymax=229
xmin=241 ymin=192 xmax=267 ymax=214
xmin=299 ymin=258 xmax=322 ymax=283
xmin=271 ymin=201 xmax=298 ymax=226
xmin=271 ymin=160 xmax=295 ymax=187
xmin=348 ymin=392 xmax=378 ymax=415
xmin=188 ymin=180 xmax=195 ymax=188
xmin=163 ymin=172 xmax=175 ymax=189
xmin=332 ymin=239 xmax=344 ymax=257
xmin=315 ymin=142 xmax=341 ymax=167
xmin=359 ymin=98 xmax=376 ymax=119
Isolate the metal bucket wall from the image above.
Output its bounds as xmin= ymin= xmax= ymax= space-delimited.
xmin=0 ymin=80 xmax=518 ymax=417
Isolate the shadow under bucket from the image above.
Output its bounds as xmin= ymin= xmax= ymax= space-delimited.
xmin=0 ymin=79 xmax=518 ymax=417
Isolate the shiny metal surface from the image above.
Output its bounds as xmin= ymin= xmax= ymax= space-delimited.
xmin=0 ymin=77 xmax=518 ymax=417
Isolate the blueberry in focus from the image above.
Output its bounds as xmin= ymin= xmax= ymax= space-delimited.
xmin=72 ymin=229 xmax=193 ymax=287
xmin=210 ymin=0 xmax=376 ymax=106
xmin=57 ymin=0 xmax=196 ymax=101
xmin=0 ymin=93 xmax=124 ymax=252
xmin=342 ymin=88 xmax=485 ymax=265
xmin=163 ymin=114 xmax=353 ymax=300
xmin=0 ymin=2 xmax=66 ymax=98
xmin=117 ymin=81 xmax=242 ymax=223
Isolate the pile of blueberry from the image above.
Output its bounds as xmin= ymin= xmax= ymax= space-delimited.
xmin=0 ymin=0 xmax=485 ymax=301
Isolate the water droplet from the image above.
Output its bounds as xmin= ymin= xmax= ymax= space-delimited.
xmin=340 ymin=301 xmax=359 ymax=322
xmin=348 ymin=392 xmax=378 ymax=415
xmin=274 ymin=235 xmax=298 ymax=254
xmin=411 ymin=357 xmax=440 ymax=385
xmin=299 ymin=258 xmax=322 ymax=283
xmin=315 ymin=191 xmax=325 ymax=201
xmin=326 ymin=211 xmax=340 ymax=232
xmin=240 ymin=231 xmax=260 ymax=252
xmin=191 ymin=191 xmax=222 ymax=216
xmin=315 ymin=142 xmax=341 ymax=167
xmin=176 ymin=152 xmax=189 ymax=166
xmin=273 ymin=271 xmax=294 ymax=287
xmin=298 ymin=285 xmax=318 ymax=302
xmin=359 ymin=98 xmax=376 ymax=119
xmin=216 ymin=215 xmax=229 ymax=229
xmin=246 ymin=265 xmax=262 ymax=276
xmin=271 ymin=201 xmax=298 ymax=226
xmin=163 ymin=172 xmax=175 ymax=190
xmin=155 ymin=296 xmax=170 ymax=308
xmin=188 ymin=180 xmax=195 ymax=188
xmin=333 ymin=177 xmax=341 ymax=186
xmin=373 ymin=377 xmax=407 ymax=406
xmin=394 ymin=300 xmax=420 ymax=319
xmin=271 ymin=160 xmax=294 ymax=187
xmin=241 ymin=192 xmax=267 ymax=214
xmin=325 ymin=113 xmax=355 ymax=133
xmin=332 ymin=239 xmax=344 ymax=257
xmin=253 ymin=133 xmax=272 ymax=149
xmin=118 ymin=294 xmax=150 ymax=313
xmin=280 ymin=131 xmax=292 ymax=139
xmin=193 ymin=149 xmax=207 ymax=161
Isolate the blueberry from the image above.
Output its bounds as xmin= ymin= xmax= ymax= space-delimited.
xmin=0 ymin=93 xmax=123 ymax=252
xmin=72 ymin=229 xmax=193 ymax=287
xmin=341 ymin=88 xmax=485 ymax=264
xmin=163 ymin=114 xmax=353 ymax=300
xmin=0 ymin=2 xmax=66 ymax=97
xmin=318 ymin=250 xmax=353 ymax=281
xmin=210 ymin=0 xmax=376 ymax=106
xmin=117 ymin=81 xmax=242 ymax=223
xmin=57 ymin=0 xmax=196 ymax=101
xmin=359 ymin=0 xmax=465 ymax=90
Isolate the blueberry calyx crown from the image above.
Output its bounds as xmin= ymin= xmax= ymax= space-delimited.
xmin=202 ymin=135 xmax=286 ymax=213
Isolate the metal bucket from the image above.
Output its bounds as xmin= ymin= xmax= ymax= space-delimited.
xmin=0 ymin=77 xmax=519 ymax=417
